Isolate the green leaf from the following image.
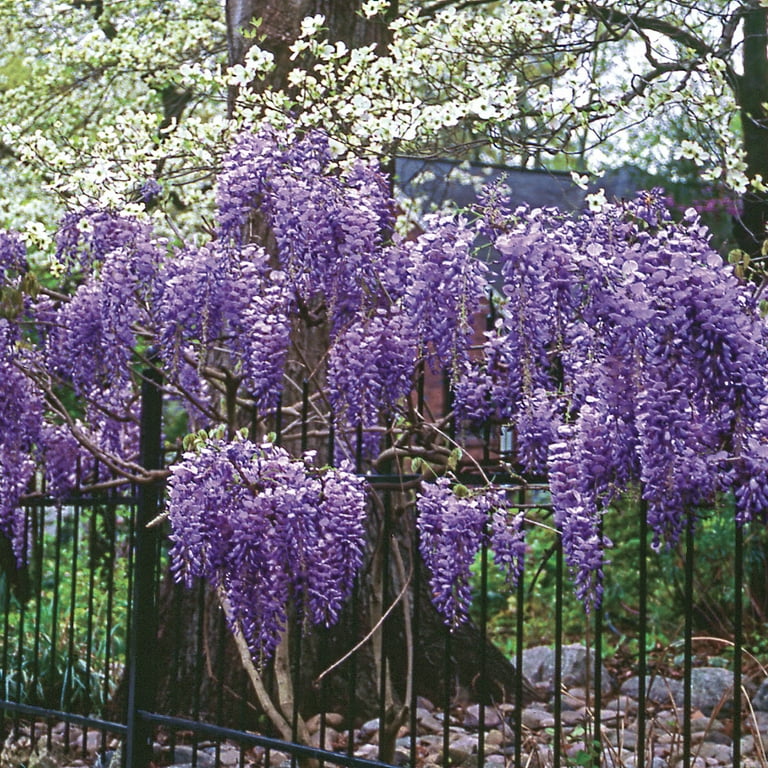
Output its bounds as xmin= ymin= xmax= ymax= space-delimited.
xmin=21 ymin=272 xmax=39 ymax=298
xmin=0 ymin=286 xmax=23 ymax=319
xmin=446 ymin=446 xmax=463 ymax=472
xmin=453 ymin=483 xmax=470 ymax=498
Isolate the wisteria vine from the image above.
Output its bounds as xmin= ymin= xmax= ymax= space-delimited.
xmin=0 ymin=125 xmax=767 ymax=638
xmin=450 ymin=191 xmax=768 ymax=606
xmin=417 ymin=478 xmax=525 ymax=628
xmin=166 ymin=435 xmax=367 ymax=663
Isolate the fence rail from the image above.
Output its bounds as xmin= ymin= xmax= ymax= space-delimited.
xmin=1 ymin=376 xmax=765 ymax=768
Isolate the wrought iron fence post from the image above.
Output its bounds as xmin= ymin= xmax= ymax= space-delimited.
xmin=125 ymin=367 xmax=163 ymax=768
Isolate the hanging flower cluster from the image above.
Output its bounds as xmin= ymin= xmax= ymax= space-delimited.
xmin=155 ymin=241 xmax=292 ymax=410
xmin=449 ymin=191 xmax=768 ymax=609
xmin=0 ymin=321 xmax=42 ymax=563
xmin=216 ymin=125 xmax=487 ymax=446
xmin=166 ymin=435 xmax=367 ymax=664
xmin=45 ymin=208 xmax=163 ymax=406
xmin=417 ymin=478 xmax=525 ymax=628
xmin=217 ymin=126 xmax=393 ymax=332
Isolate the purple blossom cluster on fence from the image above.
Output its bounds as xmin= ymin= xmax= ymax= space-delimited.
xmin=0 ymin=124 xmax=768 ymax=640
xmin=167 ymin=437 xmax=367 ymax=663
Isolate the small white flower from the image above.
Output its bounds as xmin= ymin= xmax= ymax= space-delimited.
xmin=570 ymin=171 xmax=589 ymax=191
xmin=586 ymin=189 xmax=607 ymax=212
xmin=300 ymin=14 xmax=325 ymax=38
xmin=226 ymin=64 xmax=250 ymax=88
xmin=22 ymin=221 xmax=52 ymax=252
xmin=361 ymin=0 xmax=390 ymax=17
xmin=751 ymin=174 xmax=768 ymax=193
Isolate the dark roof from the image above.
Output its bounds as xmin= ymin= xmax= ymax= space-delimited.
xmin=395 ymin=157 xmax=651 ymax=214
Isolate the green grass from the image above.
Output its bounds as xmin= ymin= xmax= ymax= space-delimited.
xmin=0 ymin=505 xmax=132 ymax=715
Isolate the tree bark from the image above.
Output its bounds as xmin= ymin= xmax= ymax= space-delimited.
xmin=734 ymin=6 xmax=768 ymax=256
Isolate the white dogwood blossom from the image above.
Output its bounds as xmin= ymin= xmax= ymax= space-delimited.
xmin=0 ymin=1 xmax=759 ymax=244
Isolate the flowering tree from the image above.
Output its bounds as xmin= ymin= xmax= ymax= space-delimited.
xmin=2 ymin=122 xmax=768 ymax=741
xmin=3 ymin=1 xmax=768 ymax=254
xmin=0 ymin=122 xmax=495 ymax=740
xmin=3 ymin=0 xmax=768 ymax=750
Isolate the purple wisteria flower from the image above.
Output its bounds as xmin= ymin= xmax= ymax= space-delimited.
xmin=46 ymin=206 xmax=164 ymax=408
xmin=139 ymin=178 xmax=163 ymax=205
xmin=402 ymin=213 xmax=487 ymax=374
xmin=417 ymin=478 xmax=524 ymax=628
xmin=55 ymin=207 xmax=160 ymax=273
xmin=449 ymin=189 xmax=768 ymax=609
xmin=217 ymin=125 xmax=393 ymax=332
xmin=0 ymin=231 xmax=27 ymax=277
xmin=155 ymin=241 xmax=292 ymax=410
xmin=166 ymin=436 xmax=367 ymax=664
xmin=328 ymin=307 xmax=417 ymax=432
xmin=0 ymin=322 xmax=43 ymax=564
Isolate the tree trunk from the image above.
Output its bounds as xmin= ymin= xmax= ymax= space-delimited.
xmin=734 ymin=6 xmax=768 ymax=257
xmin=141 ymin=0 xmax=539 ymax=738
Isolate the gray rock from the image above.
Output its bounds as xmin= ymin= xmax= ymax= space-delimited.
xmin=753 ymin=676 xmax=768 ymax=711
xmin=449 ymin=734 xmax=478 ymax=754
xmin=624 ymin=667 xmax=735 ymax=716
xmin=606 ymin=694 xmax=637 ymax=714
xmin=462 ymin=704 xmax=503 ymax=730
xmin=359 ymin=718 xmax=380 ymax=741
xmin=671 ymin=758 xmax=706 ymax=768
xmin=564 ymin=741 xmax=588 ymax=760
xmin=560 ymin=688 xmax=587 ymax=710
xmin=599 ymin=707 xmax=625 ymax=726
xmin=749 ymin=709 xmax=768 ymax=732
xmin=741 ymin=734 xmax=757 ymax=754
xmin=623 ymin=759 xmax=668 ymax=768
xmin=693 ymin=741 xmax=732 ymax=762
xmin=690 ymin=715 xmax=724 ymax=734
xmin=621 ymin=675 xmax=685 ymax=707
xmin=702 ymin=729 xmax=731 ymax=745
xmin=166 ymin=746 xmax=216 ymax=768
xmin=484 ymin=728 xmax=513 ymax=749
xmin=521 ymin=708 xmax=555 ymax=730
xmin=415 ymin=708 xmax=444 ymax=734
xmin=212 ymin=744 xmax=245 ymax=767
xmin=612 ymin=729 xmax=638 ymax=750
xmin=267 ymin=750 xmax=289 ymax=767
xmin=689 ymin=667 xmax=736 ymax=715
xmin=560 ymin=708 xmax=586 ymax=727
xmin=393 ymin=746 xmax=411 ymax=766
xmin=438 ymin=734 xmax=477 ymax=766
xmin=522 ymin=644 xmax=614 ymax=694
xmin=601 ymin=749 xmax=634 ymax=768
xmin=354 ymin=744 xmax=379 ymax=761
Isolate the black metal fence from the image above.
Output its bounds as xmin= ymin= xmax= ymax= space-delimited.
xmin=1 ymin=373 xmax=766 ymax=768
